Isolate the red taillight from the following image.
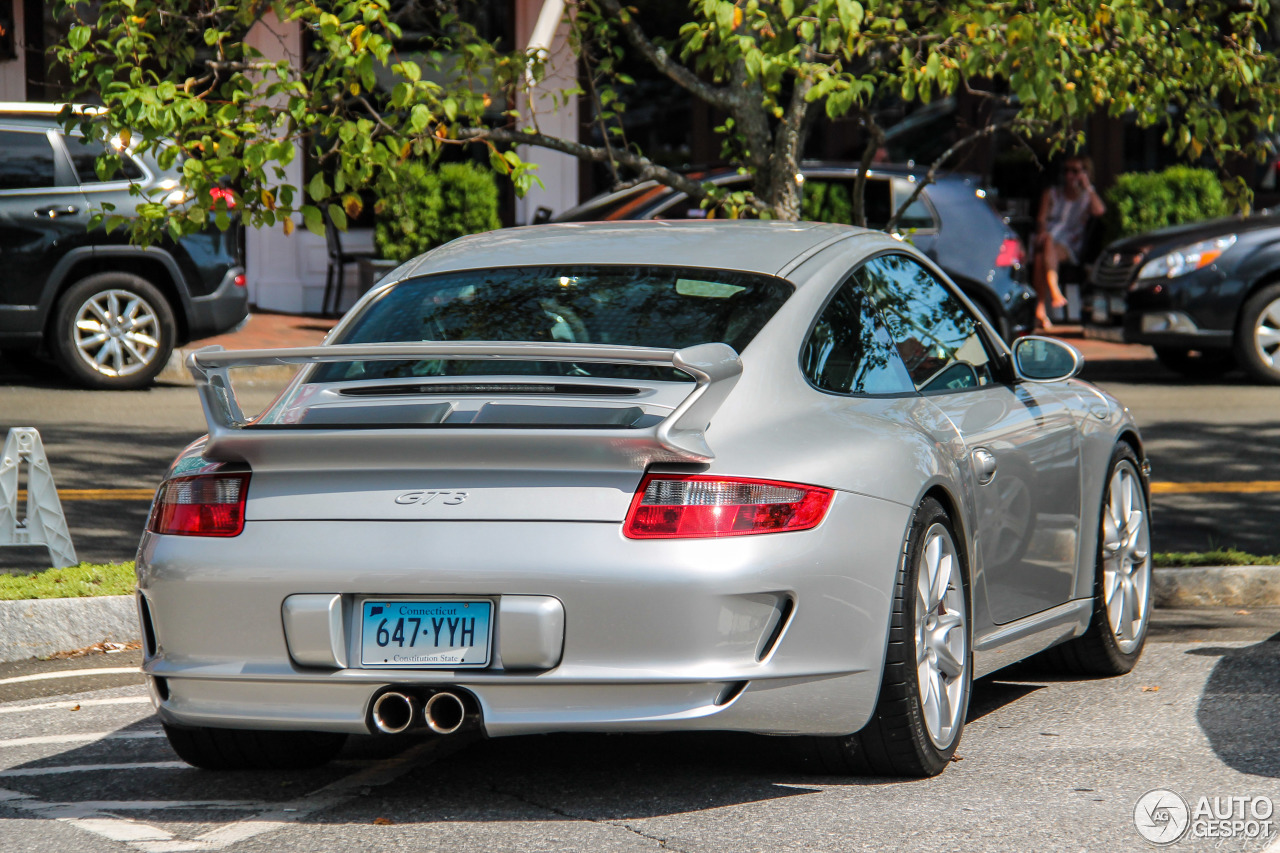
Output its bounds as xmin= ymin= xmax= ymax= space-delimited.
xmin=623 ymin=475 xmax=834 ymax=539
xmin=148 ymin=473 xmax=250 ymax=537
xmin=233 ymin=273 xmax=247 ymax=287
xmin=995 ymin=237 xmax=1024 ymax=267
xmin=210 ymin=186 xmax=237 ymax=209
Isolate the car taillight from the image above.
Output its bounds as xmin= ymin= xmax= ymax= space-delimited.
xmin=623 ymin=475 xmax=834 ymax=539
xmin=996 ymin=238 xmax=1024 ymax=267
xmin=148 ymin=473 xmax=250 ymax=537
xmin=233 ymin=273 xmax=247 ymax=287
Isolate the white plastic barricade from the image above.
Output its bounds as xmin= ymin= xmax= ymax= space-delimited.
xmin=0 ymin=428 xmax=77 ymax=568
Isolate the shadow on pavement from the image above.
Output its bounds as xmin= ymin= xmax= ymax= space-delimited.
xmin=1191 ymin=630 xmax=1280 ymax=779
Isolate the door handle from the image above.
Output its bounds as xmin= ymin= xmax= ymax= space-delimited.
xmin=972 ymin=448 xmax=998 ymax=485
xmin=33 ymin=205 xmax=79 ymax=218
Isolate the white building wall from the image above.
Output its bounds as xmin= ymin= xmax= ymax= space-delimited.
xmin=514 ymin=0 xmax=580 ymax=224
xmin=241 ymin=13 xmax=374 ymax=315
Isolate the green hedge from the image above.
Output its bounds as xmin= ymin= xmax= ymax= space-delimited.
xmin=375 ymin=161 xmax=501 ymax=263
xmin=1104 ymin=166 xmax=1232 ymax=241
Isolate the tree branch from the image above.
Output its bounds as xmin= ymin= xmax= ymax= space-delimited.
xmin=455 ymin=126 xmax=712 ymax=201
xmin=884 ymin=119 xmax=1033 ymax=233
xmin=851 ymin=114 xmax=884 ymax=228
xmin=596 ymin=0 xmax=739 ymax=114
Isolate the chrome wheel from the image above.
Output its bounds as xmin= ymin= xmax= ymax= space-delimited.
xmin=914 ymin=523 xmax=967 ymax=748
xmin=1253 ymin=296 xmax=1280 ymax=370
xmin=72 ymin=289 xmax=162 ymax=378
xmin=1101 ymin=462 xmax=1151 ymax=654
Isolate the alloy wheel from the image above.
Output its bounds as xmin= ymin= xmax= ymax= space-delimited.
xmin=72 ymin=289 xmax=163 ymax=378
xmin=914 ymin=522 xmax=968 ymax=748
xmin=1253 ymin=296 xmax=1280 ymax=370
xmin=1101 ymin=462 xmax=1151 ymax=654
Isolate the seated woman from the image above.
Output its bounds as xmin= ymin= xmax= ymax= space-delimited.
xmin=1034 ymin=156 xmax=1106 ymax=328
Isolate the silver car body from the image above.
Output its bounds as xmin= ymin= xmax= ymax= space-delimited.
xmin=137 ymin=221 xmax=1144 ymax=738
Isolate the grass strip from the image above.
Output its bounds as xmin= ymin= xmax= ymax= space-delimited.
xmin=1154 ymin=550 xmax=1280 ymax=568
xmin=0 ymin=562 xmax=136 ymax=600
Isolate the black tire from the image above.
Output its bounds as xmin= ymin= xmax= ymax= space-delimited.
xmin=808 ymin=497 xmax=971 ymax=777
xmin=1036 ymin=443 xmax=1151 ymax=676
xmin=1234 ymin=282 xmax=1280 ymax=385
xmin=1153 ymin=346 xmax=1236 ymax=379
xmin=50 ymin=272 xmax=176 ymax=390
xmin=162 ymin=724 xmax=347 ymax=771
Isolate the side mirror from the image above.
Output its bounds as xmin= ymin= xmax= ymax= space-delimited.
xmin=1013 ymin=335 xmax=1083 ymax=382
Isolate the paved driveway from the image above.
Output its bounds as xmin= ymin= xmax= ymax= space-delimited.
xmin=0 ymin=609 xmax=1276 ymax=852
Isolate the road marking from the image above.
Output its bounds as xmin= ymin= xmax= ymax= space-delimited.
xmin=15 ymin=487 xmax=155 ymax=502
xmin=0 ymin=696 xmax=151 ymax=714
xmin=0 ymin=667 xmax=138 ymax=686
xmin=0 ymin=761 xmax=187 ymax=777
xmin=1150 ymin=480 xmax=1280 ymax=495
xmin=0 ymin=731 xmax=163 ymax=748
xmin=0 ymin=737 xmax=446 ymax=852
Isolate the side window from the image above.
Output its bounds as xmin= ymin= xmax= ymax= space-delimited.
xmin=0 ymin=130 xmax=57 ymax=190
xmin=859 ymin=254 xmax=996 ymax=393
xmin=802 ymin=273 xmax=915 ymax=396
xmin=890 ymin=179 xmax=937 ymax=230
xmin=801 ymin=179 xmax=891 ymax=228
xmin=66 ymin=136 xmax=145 ymax=184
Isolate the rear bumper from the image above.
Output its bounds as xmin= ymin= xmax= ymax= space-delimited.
xmin=137 ymin=492 xmax=910 ymax=737
xmin=184 ymin=267 xmax=248 ymax=342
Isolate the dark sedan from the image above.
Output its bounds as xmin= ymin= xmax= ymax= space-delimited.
xmin=1085 ymin=215 xmax=1280 ymax=382
xmin=555 ymin=164 xmax=1036 ymax=341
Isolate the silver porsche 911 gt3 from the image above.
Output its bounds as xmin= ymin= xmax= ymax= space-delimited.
xmin=138 ymin=221 xmax=1152 ymax=777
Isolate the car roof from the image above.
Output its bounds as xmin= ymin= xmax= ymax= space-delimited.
xmin=0 ymin=102 xmax=104 ymax=119
xmin=405 ymin=220 xmax=879 ymax=279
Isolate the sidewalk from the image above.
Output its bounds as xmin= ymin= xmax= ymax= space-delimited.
xmin=158 ymin=310 xmax=338 ymax=383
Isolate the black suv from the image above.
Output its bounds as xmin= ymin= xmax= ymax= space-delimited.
xmin=0 ymin=104 xmax=247 ymax=389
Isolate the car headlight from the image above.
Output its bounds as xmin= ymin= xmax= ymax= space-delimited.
xmin=1136 ymin=235 xmax=1237 ymax=280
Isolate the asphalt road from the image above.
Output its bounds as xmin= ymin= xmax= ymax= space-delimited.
xmin=3 ymin=349 xmax=1279 ymax=569
xmin=0 ymin=608 xmax=1275 ymax=853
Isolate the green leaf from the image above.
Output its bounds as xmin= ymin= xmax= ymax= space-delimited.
xmin=68 ymin=26 xmax=91 ymax=51
xmin=301 ymin=205 xmax=324 ymax=237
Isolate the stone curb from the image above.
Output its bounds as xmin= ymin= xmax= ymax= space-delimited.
xmin=1 ymin=565 xmax=1277 ymax=664
xmin=1152 ymin=565 xmax=1280 ymax=609
xmin=0 ymin=596 xmax=139 ymax=664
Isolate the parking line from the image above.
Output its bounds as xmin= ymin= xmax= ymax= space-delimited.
xmin=0 ymin=761 xmax=187 ymax=777
xmin=0 ymin=667 xmax=138 ymax=686
xmin=0 ymin=696 xmax=151 ymax=714
xmin=0 ymin=731 xmax=163 ymax=748
xmin=1150 ymin=480 xmax=1280 ymax=495
xmin=15 ymin=488 xmax=155 ymax=502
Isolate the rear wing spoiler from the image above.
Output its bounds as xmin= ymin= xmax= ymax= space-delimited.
xmin=186 ymin=341 xmax=742 ymax=468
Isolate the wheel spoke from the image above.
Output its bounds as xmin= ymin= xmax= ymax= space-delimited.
xmin=120 ymin=337 xmax=148 ymax=364
xmin=1103 ymin=566 xmax=1121 ymax=606
xmin=124 ymin=331 xmax=158 ymax=351
xmin=931 ymin=551 xmax=953 ymax=608
xmin=121 ymin=297 xmax=142 ymax=322
xmin=933 ymin=668 xmax=951 ymax=733
xmin=93 ymin=340 xmax=114 ymax=365
xmin=77 ymin=332 xmax=108 ymax=349
xmin=1263 ymin=302 xmax=1280 ymax=329
xmin=1258 ymin=328 xmax=1280 ymax=351
xmin=111 ymin=338 xmax=125 ymax=372
xmin=107 ymin=292 xmax=121 ymax=323
xmin=1108 ymin=572 xmax=1127 ymax=636
xmin=86 ymin=299 xmax=111 ymax=324
xmin=934 ymin=641 xmax=964 ymax=679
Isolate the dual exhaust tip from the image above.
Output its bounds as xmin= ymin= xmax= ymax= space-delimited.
xmin=371 ymin=689 xmax=471 ymax=736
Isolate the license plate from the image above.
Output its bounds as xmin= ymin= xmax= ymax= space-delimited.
xmin=360 ymin=600 xmax=492 ymax=667
xmin=1091 ymin=294 xmax=1109 ymax=324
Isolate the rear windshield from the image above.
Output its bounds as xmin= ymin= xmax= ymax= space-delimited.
xmin=316 ymin=265 xmax=793 ymax=382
